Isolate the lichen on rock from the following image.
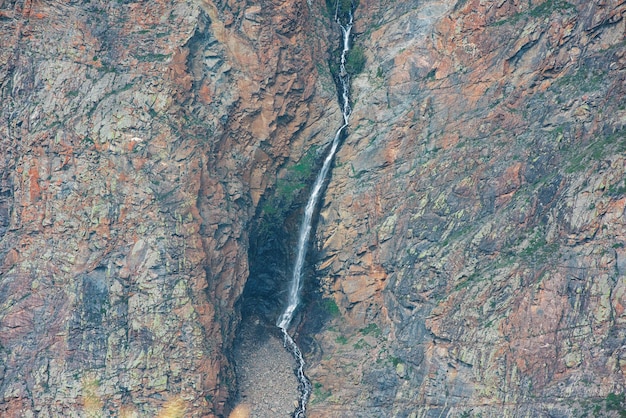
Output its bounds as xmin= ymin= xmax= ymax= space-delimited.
xmin=1 ymin=0 xmax=626 ymax=416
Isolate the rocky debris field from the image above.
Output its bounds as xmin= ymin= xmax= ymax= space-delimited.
xmin=232 ymin=318 xmax=299 ymax=417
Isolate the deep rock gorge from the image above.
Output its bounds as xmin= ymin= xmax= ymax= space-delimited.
xmin=1 ymin=0 xmax=625 ymax=417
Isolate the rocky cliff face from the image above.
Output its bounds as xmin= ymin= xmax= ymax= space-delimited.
xmin=1 ymin=0 xmax=625 ymax=417
xmin=0 ymin=0 xmax=338 ymax=416
xmin=308 ymin=0 xmax=626 ymax=416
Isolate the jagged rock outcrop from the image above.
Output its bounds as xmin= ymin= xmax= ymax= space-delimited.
xmin=2 ymin=0 xmax=625 ymax=416
xmin=0 ymin=0 xmax=339 ymax=416
xmin=309 ymin=0 xmax=626 ymax=416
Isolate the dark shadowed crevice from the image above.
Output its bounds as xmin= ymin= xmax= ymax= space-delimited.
xmin=239 ymin=153 xmax=325 ymax=326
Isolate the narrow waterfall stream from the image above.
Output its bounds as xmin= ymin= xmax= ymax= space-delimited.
xmin=277 ymin=11 xmax=354 ymax=418
xmin=232 ymin=6 xmax=356 ymax=418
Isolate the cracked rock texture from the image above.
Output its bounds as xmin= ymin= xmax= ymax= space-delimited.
xmin=309 ymin=0 xmax=626 ymax=417
xmin=1 ymin=0 xmax=626 ymax=417
xmin=0 ymin=0 xmax=338 ymax=416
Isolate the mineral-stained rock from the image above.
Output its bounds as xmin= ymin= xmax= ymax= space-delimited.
xmin=0 ymin=0 xmax=339 ymax=416
xmin=308 ymin=0 xmax=626 ymax=416
xmin=2 ymin=0 xmax=626 ymax=416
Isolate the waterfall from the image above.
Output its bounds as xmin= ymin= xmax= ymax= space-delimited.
xmin=276 ymin=9 xmax=354 ymax=418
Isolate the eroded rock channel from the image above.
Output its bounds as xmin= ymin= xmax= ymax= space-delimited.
xmin=231 ymin=1 xmax=358 ymax=416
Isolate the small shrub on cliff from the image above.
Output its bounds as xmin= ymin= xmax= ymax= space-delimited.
xmin=345 ymin=45 xmax=366 ymax=75
xmin=353 ymin=338 xmax=371 ymax=350
xmin=359 ymin=323 xmax=381 ymax=337
xmin=257 ymin=147 xmax=318 ymax=238
xmin=335 ymin=335 xmax=348 ymax=344
xmin=529 ymin=0 xmax=575 ymax=18
xmin=322 ymin=298 xmax=340 ymax=317
xmin=312 ymin=382 xmax=332 ymax=404
xmin=605 ymin=392 xmax=626 ymax=413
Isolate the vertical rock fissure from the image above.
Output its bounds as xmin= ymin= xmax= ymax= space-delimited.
xmin=277 ymin=3 xmax=356 ymax=417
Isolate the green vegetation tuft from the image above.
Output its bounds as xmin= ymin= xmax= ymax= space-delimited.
xmin=335 ymin=335 xmax=348 ymax=344
xmin=136 ymin=53 xmax=171 ymax=62
xmin=608 ymin=179 xmax=626 ymax=197
xmin=519 ymin=230 xmax=559 ymax=264
xmin=605 ymin=392 xmax=626 ymax=415
xmin=359 ymin=323 xmax=381 ymax=337
xmin=565 ymin=154 xmax=585 ymax=173
xmin=389 ymin=356 xmax=401 ymax=367
xmin=455 ymin=272 xmax=480 ymax=291
xmin=257 ymin=147 xmax=319 ymax=238
xmin=345 ymin=45 xmax=366 ymax=75
xmin=322 ymin=298 xmax=341 ymax=317
xmin=566 ymin=128 xmax=626 ymax=174
xmin=529 ymin=0 xmax=575 ymax=18
xmin=353 ymin=338 xmax=372 ymax=349
xmin=325 ymin=0 xmax=359 ymax=20
xmin=557 ymin=65 xmax=605 ymax=93
xmin=493 ymin=0 xmax=575 ymax=26
xmin=312 ymin=382 xmax=332 ymax=404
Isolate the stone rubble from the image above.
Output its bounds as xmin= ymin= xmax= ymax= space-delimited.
xmin=232 ymin=319 xmax=299 ymax=418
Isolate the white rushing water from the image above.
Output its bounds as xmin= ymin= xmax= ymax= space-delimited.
xmin=276 ymin=10 xmax=353 ymax=418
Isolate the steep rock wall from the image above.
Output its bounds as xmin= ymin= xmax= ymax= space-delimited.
xmin=0 ymin=0 xmax=339 ymax=416
xmin=309 ymin=0 xmax=626 ymax=416
xmin=2 ymin=0 xmax=625 ymax=416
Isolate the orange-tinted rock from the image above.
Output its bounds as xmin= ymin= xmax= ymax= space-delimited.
xmin=0 ymin=0 xmax=337 ymax=415
xmin=2 ymin=0 xmax=625 ymax=416
xmin=309 ymin=0 xmax=626 ymax=415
